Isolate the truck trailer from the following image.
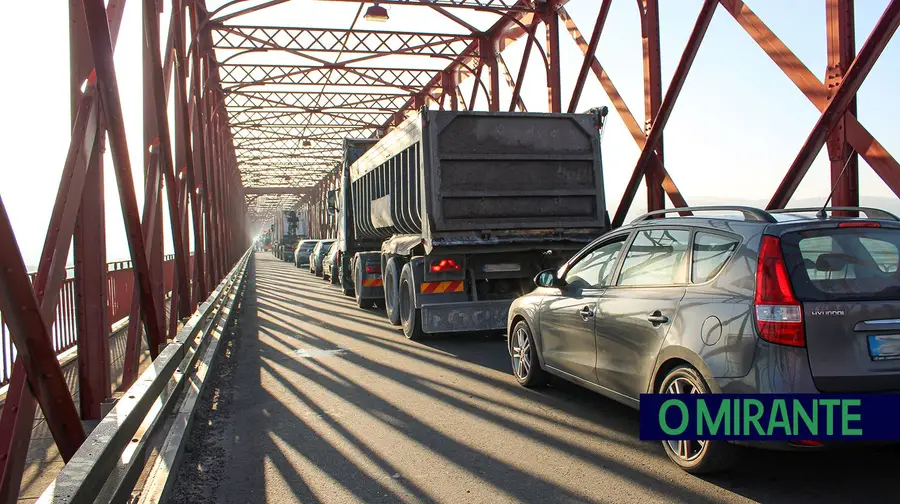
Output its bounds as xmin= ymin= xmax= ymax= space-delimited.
xmin=272 ymin=209 xmax=302 ymax=262
xmin=327 ymin=108 xmax=610 ymax=340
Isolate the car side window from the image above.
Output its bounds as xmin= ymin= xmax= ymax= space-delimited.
xmin=692 ymin=232 xmax=739 ymax=283
xmin=617 ymin=229 xmax=691 ymax=286
xmin=562 ymin=237 xmax=626 ymax=289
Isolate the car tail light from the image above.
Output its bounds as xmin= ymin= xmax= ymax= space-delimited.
xmin=789 ymin=440 xmax=823 ymax=447
xmin=838 ymin=221 xmax=881 ymax=228
xmin=365 ymin=265 xmax=380 ymax=274
xmin=430 ymin=259 xmax=461 ymax=273
xmin=754 ymin=235 xmax=804 ymax=347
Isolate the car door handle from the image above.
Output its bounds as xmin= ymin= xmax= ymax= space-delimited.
xmin=647 ymin=312 xmax=669 ymax=325
xmin=578 ymin=307 xmax=594 ymax=320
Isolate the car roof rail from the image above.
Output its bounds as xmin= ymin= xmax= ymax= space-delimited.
xmin=631 ymin=206 xmax=777 ymax=224
xmin=768 ymin=207 xmax=900 ymax=221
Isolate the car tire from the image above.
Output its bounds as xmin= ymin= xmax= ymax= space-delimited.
xmin=510 ymin=320 xmax=547 ymax=388
xmin=383 ymin=257 xmax=402 ymax=326
xmin=658 ymin=365 xmax=738 ymax=474
xmin=355 ymin=262 xmax=376 ymax=309
xmin=399 ymin=264 xmax=425 ymax=341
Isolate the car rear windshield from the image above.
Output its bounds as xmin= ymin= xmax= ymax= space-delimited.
xmin=780 ymin=227 xmax=900 ymax=301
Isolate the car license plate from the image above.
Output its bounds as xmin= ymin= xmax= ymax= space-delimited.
xmin=868 ymin=334 xmax=900 ymax=361
xmin=368 ymin=274 xmax=381 ymax=279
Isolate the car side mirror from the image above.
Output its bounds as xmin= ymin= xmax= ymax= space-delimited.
xmin=534 ymin=269 xmax=564 ymax=288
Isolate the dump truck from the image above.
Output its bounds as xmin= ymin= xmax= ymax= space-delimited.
xmin=272 ymin=209 xmax=302 ymax=262
xmin=326 ymin=108 xmax=610 ymax=340
xmin=331 ymin=138 xmax=380 ymax=296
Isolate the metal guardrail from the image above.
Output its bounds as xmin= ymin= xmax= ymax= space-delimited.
xmin=36 ymin=249 xmax=252 ymax=504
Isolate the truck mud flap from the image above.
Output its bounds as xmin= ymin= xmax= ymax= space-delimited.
xmin=421 ymin=300 xmax=513 ymax=334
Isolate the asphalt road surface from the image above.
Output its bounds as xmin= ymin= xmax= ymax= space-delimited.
xmin=169 ymin=253 xmax=898 ymax=504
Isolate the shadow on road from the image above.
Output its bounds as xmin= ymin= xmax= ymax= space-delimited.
xmin=172 ymin=253 xmax=900 ymax=504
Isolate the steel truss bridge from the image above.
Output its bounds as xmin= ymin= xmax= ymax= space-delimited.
xmin=0 ymin=0 xmax=897 ymax=501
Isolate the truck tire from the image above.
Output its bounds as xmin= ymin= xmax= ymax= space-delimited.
xmin=399 ymin=263 xmax=425 ymax=341
xmin=330 ymin=265 xmax=340 ymax=285
xmin=341 ymin=258 xmax=354 ymax=297
xmin=383 ymin=257 xmax=402 ymax=326
xmin=354 ymin=262 xmax=376 ymax=309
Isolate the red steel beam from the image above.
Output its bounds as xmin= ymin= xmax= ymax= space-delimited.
xmin=510 ymin=20 xmax=538 ymax=112
xmin=825 ymin=0 xmax=858 ymax=216
xmin=613 ymin=0 xmax=718 ymax=227
xmin=144 ymin=0 xmax=192 ymax=321
xmin=720 ymin=0 xmax=900 ymax=199
xmin=73 ymin=0 xmax=112 ymax=422
xmin=82 ymin=0 xmax=166 ymax=352
xmin=768 ymin=0 xmax=900 ymax=209
xmin=558 ymin=6 xmax=690 ymax=213
xmin=544 ymin=0 xmax=562 ymax=112
xmin=0 ymin=1 xmax=126 ymax=498
xmin=640 ymin=0 xmax=666 ymax=214
xmin=191 ymin=2 xmax=215 ymax=296
xmin=174 ymin=0 xmax=207 ymax=303
xmin=0 ymin=199 xmax=86 ymax=461
xmin=568 ymin=0 xmax=612 ymax=113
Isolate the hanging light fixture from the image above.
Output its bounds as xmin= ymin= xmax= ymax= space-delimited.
xmin=302 ymin=139 xmax=312 ymax=146
xmin=365 ymin=2 xmax=389 ymax=22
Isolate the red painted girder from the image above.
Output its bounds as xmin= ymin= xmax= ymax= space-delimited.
xmin=0 ymin=0 xmax=126 ymax=498
xmin=612 ymin=0 xmax=718 ymax=227
xmin=82 ymin=0 xmax=166 ymax=351
xmin=768 ymin=0 xmax=900 ymax=209
xmin=720 ymin=0 xmax=900 ymax=199
xmin=568 ymin=0 xmax=612 ymax=113
xmin=557 ymin=6 xmax=690 ymax=215
xmin=825 ymin=0 xmax=858 ymax=216
xmin=0 ymin=199 xmax=86 ymax=460
xmin=143 ymin=0 xmax=192 ymax=320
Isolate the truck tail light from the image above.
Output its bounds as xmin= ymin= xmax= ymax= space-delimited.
xmin=365 ymin=265 xmax=380 ymax=274
xmin=754 ymin=235 xmax=805 ymax=347
xmin=430 ymin=259 xmax=461 ymax=273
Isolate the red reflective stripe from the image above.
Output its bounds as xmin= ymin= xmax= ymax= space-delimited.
xmin=420 ymin=281 xmax=464 ymax=294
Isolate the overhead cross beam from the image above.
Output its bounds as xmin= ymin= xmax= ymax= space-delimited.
xmin=211 ymin=25 xmax=476 ymax=57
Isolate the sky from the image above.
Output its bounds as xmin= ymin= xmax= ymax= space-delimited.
xmin=0 ymin=0 xmax=897 ymax=270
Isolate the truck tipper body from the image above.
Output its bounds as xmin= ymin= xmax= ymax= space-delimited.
xmin=334 ymin=138 xmax=380 ymax=296
xmin=272 ymin=209 xmax=302 ymax=262
xmin=329 ymin=109 xmax=609 ymax=339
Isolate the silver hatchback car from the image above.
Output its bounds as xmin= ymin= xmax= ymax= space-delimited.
xmin=507 ymin=206 xmax=900 ymax=473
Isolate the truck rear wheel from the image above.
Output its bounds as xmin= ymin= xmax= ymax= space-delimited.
xmin=355 ymin=262 xmax=375 ymax=309
xmin=341 ymin=258 xmax=354 ymax=297
xmin=383 ymin=257 xmax=402 ymax=326
xmin=399 ymin=264 xmax=425 ymax=341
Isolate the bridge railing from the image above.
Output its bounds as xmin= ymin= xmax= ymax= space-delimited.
xmin=0 ymin=254 xmax=182 ymax=385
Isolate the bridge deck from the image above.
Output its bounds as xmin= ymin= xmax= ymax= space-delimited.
xmin=169 ymin=253 xmax=897 ymax=504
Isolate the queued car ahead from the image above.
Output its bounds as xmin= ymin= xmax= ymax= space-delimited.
xmin=322 ymin=242 xmax=340 ymax=284
xmin=294 ymin=240 xmax=318 ymax=268
xmin=309 ymin=239 xmax=335 ymax=277
xmin=507 ymin=205 xmax=900 ymax=474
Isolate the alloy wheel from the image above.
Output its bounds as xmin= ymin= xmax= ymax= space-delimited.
xmin=511 ymin=326 xmax=531 ymax=380
xmin=664 ymin=376 xmax=707 ymax=462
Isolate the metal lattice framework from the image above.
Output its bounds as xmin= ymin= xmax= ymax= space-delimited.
xmin=0 ymin=0 xmax=897 ymax=500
